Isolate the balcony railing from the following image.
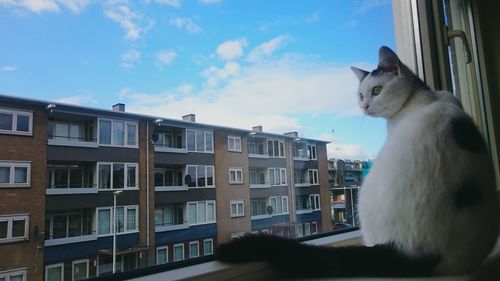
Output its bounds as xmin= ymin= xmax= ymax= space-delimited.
xmin=249 ymin=181 xmax=271 ymax=188
xmin=46 ymin=184 xmax=98 ymax=195
xmin=48 ymin=135 xmax=98 ymax=148
xmin=154 ymin=144 xmax=188 ymax=154
xmin=155 ymin=223 xmax=190 ymax=232
xmin=44 ymin=231 xmax=97 ymax=246
xmin=155 ymin=185 xmax=189 ymax=192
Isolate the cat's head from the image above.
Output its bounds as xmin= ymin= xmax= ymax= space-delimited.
xmin=351 ymin=46 xmax=416 ymax=119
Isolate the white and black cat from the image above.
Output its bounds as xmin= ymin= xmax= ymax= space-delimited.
xmin=216 ymin=46 xmax=499 ymax=278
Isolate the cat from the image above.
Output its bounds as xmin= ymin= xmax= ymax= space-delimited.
xmin=215 ymin=46 xmax=500 ymax=278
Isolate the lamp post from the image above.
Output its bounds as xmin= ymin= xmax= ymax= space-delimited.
xmin=113 ymin=190 xmax=123 ymax=274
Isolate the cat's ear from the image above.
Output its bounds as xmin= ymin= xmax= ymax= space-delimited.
xmin=378 ymin=46 xmax=400 ymax=74
xmin=350 ymin=66 xmax=369 ymax=81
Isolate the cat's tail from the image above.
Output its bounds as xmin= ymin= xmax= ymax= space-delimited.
xmin=216 ymin=234 xmax=440 ymax=278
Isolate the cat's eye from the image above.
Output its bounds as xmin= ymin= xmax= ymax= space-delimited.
xmin=359 ymin=93 xmax=363 ymax=101
xmin=372 ymin=86 xmax=383 ymax=96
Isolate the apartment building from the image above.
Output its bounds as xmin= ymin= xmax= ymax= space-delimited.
xmin=0 ymin=94 xmax=331 ymax=280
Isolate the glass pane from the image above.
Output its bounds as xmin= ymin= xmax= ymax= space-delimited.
xmin=113 ymin=121 xmax=125 ymax=145
xmin=47 ymin=267 xmax=62 ymax=281
xmin=99 ymin=120 xmax=111 ymax=144
xmin=157 ymin=248 xmax=167 ymax=264
xmin=165 ymin=206 xmax=174 ymax=225
xmin=127 ymin=124 xmax=137 ymax=145
xmin=69 ymin=168 xmax=83 ymax=188
xmin=52 ymin=215 xmax=67 ymax=239
xmin=10 ymin=273 xmax=25 ymax=281
xmin=197 ymin=166 xmax=205 ymax=187
xmin=186 ymin=166 xmax=196 ymax=187
xmin=16 ymin=115 xmax=30 ymax=132
xmin=0 ymin=167 xmax=10 ymax=183
xmin=165 ymin=170 xmax=173 ymax=186
xmin=0 ymin=221 xmax=8 ymax=238
xmin=206 ymin=166 xmax=214 ymax=186
xmin=54 ymin=168 xmax=68 ymax=188
xmin=155 ymin=169 xmax=164 ymax=187
xmin=127 ymin=208 xmax=136 ymax=230
xmin=113 ymin=164 xmax=124 ymax=189
xmin=155 ymin=208 xmax=163 ymax=226
xmin=189 ymin=243 xmax=198 ymax=257
xmin=198 ymin=202 xmax=206 ymax=223
xmin=188 ymin=203 xmax=197 ymax=224
xmin=186 ymin=130 xmax=195 ymax=151
xmin=73 ymin=261 xmax=88 ymax=281
xmin=174 ymin=245 xmax=183 ymax=261
xmin=207 ymin=202 xmax=214 ymax=221
xmin=69 ymin=124 xmax=82 ymax=141
xmin=68 ymin=213 xmax=82 ymax=237
xmin=196 ymin=131 xmax=204 ymax=151
xmin=115 ymin=207 xmax=124 ymax=233
xmin=231 ymin=204 xmax=236 ymax=215
xmin=0 ymin=113 xmax=13 ymax=130
xmin=98 ymin=209 xmax=110 ymax=235
xmin=98 ymin=165 xmax=111 ymax=189
xmin=204 ymin=240 xmax=213 ymax=255
xmin=127 ymin=165 xmax=136 ymax=188
xmin=55 ymin=123 xmax=68 ymax=140
xmin=205 ymin=132 xmax=213 ymax=152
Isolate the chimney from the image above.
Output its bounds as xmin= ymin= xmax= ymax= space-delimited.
xmin=284 ymin=132 xmax=299 ymax=138
xmin=113 ymin=103 xmax=125 ymax=112
xmin=182 ymin=114 xmax=196 ymax=122
xmin=252 ymin=125 xmax=262 ymax=133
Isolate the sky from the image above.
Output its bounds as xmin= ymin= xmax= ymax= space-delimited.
xmin=0 ymin=0 xmax=395 ymax=160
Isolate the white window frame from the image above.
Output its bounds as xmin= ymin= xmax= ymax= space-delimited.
xmin=268 ymin=168 xmax=287 ymax=186
xmin=0 ymin=108 xmax=33 ymax=136
xmin=308 ymin=169 xmax=319 ymax=185
xmin=186 ymin=129 xmax=214 ymax=153
xmin=267 ymin=139 xmax=285 ymax=158
xmin=97 ymin=118 xmax=138 ymax=148
xmin=229 ymin=200 xmax=245 ymax=218
xmin=97 ymin=162 xmax=138 ymax=190
xmin=187 ymin=200 xmax=216 ymax=225
xmin=311 ymin=222 xmax=318 ymax=234
xmin=203 ymin=239 xmax=213 ymax=256
xmin=96 ymin=205 xmax=139 ymax=236
xmin=0 ymin=268 xmax=27 ymax=281
xmin=186 ymin=165 xmax=215 ymax=188
xmin=227 ymin=135 xmax=242 ymax=152
xmin=0 ymin=161 xmax=31 ymax=188
xmin=173 ymin=243 xmax=185 ymax=262
xmin=282 ymin=196 xmax=289 ymax=213
xmin=307 ymin=144 xmax=317 ymax=160
xmin=268 ymin=196 xmax=288 ymax=215
xmin=72 ymin=259 xmax=89 ymax=281
xmin=156 ymin=246 xmax=169 ymax=265
xmin=0 ymin=214 xmax=29 ymax=243
xmin=189 ymin=241 xmax=200 ymax=258
xmin=310 ymin=194 xmax=321 ymax=211
xmin=45 ymin=263 xmax=64 ymax=281
xmin=228 ymin=168 xmax=243 ymax=184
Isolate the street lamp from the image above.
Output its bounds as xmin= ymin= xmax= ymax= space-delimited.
xmin=113 ymin=190 xmax=123 ymax=274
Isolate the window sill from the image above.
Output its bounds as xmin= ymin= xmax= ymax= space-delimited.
xmin=0 ymin=130 xmax=32 ymax=136
xmin=249 ymin=184 xmax=271 ymax=189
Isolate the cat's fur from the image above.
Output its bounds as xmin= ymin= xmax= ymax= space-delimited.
xmin=216 ymin=46 xmax=499 ymax=278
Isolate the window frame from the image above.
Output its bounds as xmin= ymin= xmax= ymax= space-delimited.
xmin=227 ymin=135 xmax=242 ymax=152
xmin=0 ymin=107 xmax=33 ymax=136
xmin=229 ymin=200 xmax=245 ymax=218
xmin=203 ymin=238 xmax=213 ymax=256
xmin=268 ymin=168 xmax=287 ymax=186
xmin=228 ymin=167 xmax=243 ymax=184
xmin=97 ymin=118 xmax=138 ymax=148
xmin=189 ymin=241 xmax=200 ymax=258
xmin=72 ymin=259 xmax=89 ymax=281
xmin=45 ymin=263 xmax=64 ymax=281
xmin=307 ymin=144 xmax=317 ymax=160
xmin=186 ymin=165 xmax=215 ymax=188
xmin=156 ymin=246 xmax=169 ymax=265
xmin=308 ymin=169 xmax=319 ymax=185
xmin=95 ymin=205 xmax=139 ymax=236
xmin=97 ymin=162 xmax=138 ymax=190
xmin=267 ymin=139 xmax=285 ymax=158
xmin=186 ymin=129 xmax=214 ymax=153
xmin=187 ymin=200 xmax=216 ymax=225
xmin=173 ymin=243 xmax=185 ymax=262
xmin=310 ymin=194 xmax=321 ymax=211
xmin=0 ymin=268 xmax=27 ymax=281
xmin=0 ymin=214 xmax=29 ymax=243
xmin=0 ymin=161 xmax=31 ymax=188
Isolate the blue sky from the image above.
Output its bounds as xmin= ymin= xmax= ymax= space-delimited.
xmin=0 ymin=0 xmax=395 ymax=160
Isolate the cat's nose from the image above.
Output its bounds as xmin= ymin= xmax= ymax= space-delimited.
xmin=363 ymin=104 xmax=370 ymax=110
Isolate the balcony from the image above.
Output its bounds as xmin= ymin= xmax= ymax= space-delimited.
xmin=46 ymin=184 xmax=98 ymax=195
xmin=48 ymin=117 xmax=98 ymax=148
xmin=249 ymin=168 xmax=270 ymax=188
xmin=44 ymin=209 xmax=96 ymax=246
xmin=153 ymin=127 xmax=186 ymax=153
xmin=248 ymin=138 xmax=269 ymax=159
xmin=46 ymin=163 xmax=97 ymax=195
xmin=154 ymin=144 xmax=188 ymax=154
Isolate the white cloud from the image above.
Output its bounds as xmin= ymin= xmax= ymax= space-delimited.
xmin=154 ymin=0 xmax=181 ymax=8
xmin=247 ymin=35 xmax=289 ymax=62
xmin=169 ymin=17 xmax=202 ymax=34
xmin=199 ymin=0 xmax=221 ymax=4
xmin=156 ymin=50 xmax=177 ymax=65
xmin=202 ymin=61 xmax=240 ymax=88
xmin=57 ymin=0 xmax=92 ymax=13
xmin=1 ymin=65 xmax=18 ymax=72
xmin=356 ymin=0 xmax=390 ymax=14
xmin=304 ymin=11 xmax=320 ymax=23
xmin=120 ymin=56 xmax=365 ymax=134
xmin=54 ymin=92 xmax=97 ymax=105
xmin=120 ymin=49 xmax=141 ymax=68
xmin=103 ymin=0 xmax=153 ymax=40
xmin=0 ymin=0 xmax=92 ymax=14
xmin=216 ymin=38 xmax=247 ymax=61
xmin=318 ymin=133 xmax=369 ymax=161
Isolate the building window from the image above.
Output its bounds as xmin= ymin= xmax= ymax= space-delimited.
xmin=45 ymin=264 xmax=64 ymax=281
xmin=157 ymin=246 xmax=168 ymax=265
xmin=98 ymin=119 xmax=138 ymax=147
xmin=267 ymin=140 xmax=284 ymax=157
xmin=250 ymin=198 xmax=268 ymax=216
xmin=97 ymin=163 xmax=138 ymax=190
xmin=72 ymin=259 xmax=89 ymax=281
xmin=295 ymin=224 xmax=304 ymax=238
xmin=248 ymin=139 xmax=267 ymax=156
xmin=230 ymin=200 xmax=245 ymax=217
xmin=154 ymin=167 xmax=183 ymax=187
xmin=0 ymin=215 xmax=29 ymax=243
xmin=0 ymin=108 xmax=32 ymax=136
xmin=228 ymin=136 xmax=242 ymax=152
xmin=268 ymin=168 xmax=286 ymax=186
xmin=228 ymin=168 xmax=243 ymax=184
xmin=189 ymin=241 xmax=199 ymax=258
xmin=187 ymin=201 xmax=216 ymax=225
xmin=203 ymin=239 xmax=213 ymax=256
xmin=311 ymin=222 xmax=318 ymax=234
xmin=308 ymin=169 xmax=319 ymax=185
xmin=96 ymin=205 xmax=138 ymax=236
xmin=0 ymin=162 xmax=30 ymax=188
xmin=186 ymin=129 xmax=213 ymax=152
xmin=0 ymin=268 xmax=27 ymax=281
xmin=45 ymin=209 xmax=93 ymax=240
xmin=307 ymin=144 xmax=317 ymax=160
xmin=269 ymin=196 xmax=288 ymax=215
xmin=186 ymin=165 xmax=214 ymax=188
xmin=304 ymin=223 xmax=311 ymax=236
xmin=173 ymin=243 xmax=184 ymax=262
xmin=155 ymin=204 xmax=185 ymax=228
xmin=311 ymin=194 xmax=321 ymax=210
